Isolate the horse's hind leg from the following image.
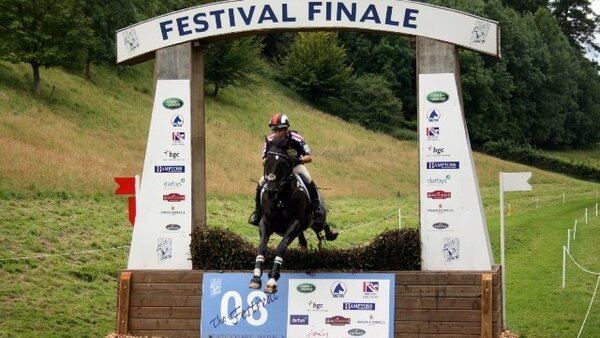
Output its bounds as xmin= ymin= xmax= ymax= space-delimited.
xmin=298 ymin=232 xmax=307 ymax=250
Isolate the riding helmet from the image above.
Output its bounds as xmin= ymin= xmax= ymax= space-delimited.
xmin=269 ymin=113 xmax=290 ymax=130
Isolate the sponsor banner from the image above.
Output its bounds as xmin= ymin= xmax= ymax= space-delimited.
xmin=116 ymin=0 xmax=499 ymax=63
xmin=127 ymin=80 xmax=192 ymax=269
xmin=418 ymin=73 xmax=493 ymax=270
xmin=201 ymin=272 xmax=395 ymax=338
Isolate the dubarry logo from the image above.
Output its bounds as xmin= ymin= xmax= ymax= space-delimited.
xmin=296 ymin=283 xmax=316 ymax=293
xmin=427 ymin=91 xmax=449 ymax=103
xmin=163 ymin=97 xmax=184 ymax=109
xmin=433 ymin=222 xmax=450 ymax=229
xmin=348 ymin=328 xmax=367 ymax=336
xmin=165 ymin=224 xmax=181 ymax=231
xmin=427 ymin=190 xmax=452 ymax=199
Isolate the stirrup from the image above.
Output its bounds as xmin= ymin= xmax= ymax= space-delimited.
xmin=248 ymin=211 xmax=260 ymax=226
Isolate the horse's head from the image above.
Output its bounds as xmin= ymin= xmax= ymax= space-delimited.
xmin=263 ymin=137 xmax=292 ymax=197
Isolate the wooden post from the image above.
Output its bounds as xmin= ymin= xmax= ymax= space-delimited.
xmin=155 ymin=42 xmax=207 ymax=229
xmin=481 ymin=273 xmax=493 ymax=338
xmin=116 ymin=272 xmax=132 ymax=334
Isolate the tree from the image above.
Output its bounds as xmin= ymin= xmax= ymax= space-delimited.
xmin=279 ymin=32 xmax=352 ymax=100
xmin=550 ymin=0 xmax=600 ymax=53
xmin=204 ymin=37 xmax=264 ymax=96
xmin=0 ymin=0 xmax=89 ymax=95
xmin=501 ymin=0 xmax=549 ymax=13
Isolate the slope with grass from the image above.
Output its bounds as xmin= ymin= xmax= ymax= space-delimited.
xmin=0 ymin=60 xmax=599 ymax=337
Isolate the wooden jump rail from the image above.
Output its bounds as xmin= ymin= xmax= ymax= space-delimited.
xmin=116 ymin=265 xmax=502 ymax=338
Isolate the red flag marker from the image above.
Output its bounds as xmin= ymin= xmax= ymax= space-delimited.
xmin=115 ymin=177 xmax=136 ymax=195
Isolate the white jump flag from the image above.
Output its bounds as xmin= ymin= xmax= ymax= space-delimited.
xmin=501 ymin=172 xmax=532 ymax=192
xmin=499 ymin=171 xmax=532 ymax=329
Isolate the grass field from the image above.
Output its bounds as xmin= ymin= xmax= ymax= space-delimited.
xmin=1 ymin=60 xmax=600 ymax=337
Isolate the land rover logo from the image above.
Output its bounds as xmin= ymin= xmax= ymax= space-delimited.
xmin=427 ymin=91 xmax=449 ymax=103
xmin=433 ymin=222 xmax=449 ymax=229
xmin=162 ymin=97 xmax=184 ymax=109
xmin=348 ymin=328 xmax=367 ymax=336
xmin=296 ymin=283 xmax=316 ymax=293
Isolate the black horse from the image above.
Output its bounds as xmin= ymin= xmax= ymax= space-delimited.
xmin=248 ymin=137 xmax=329 ymax=294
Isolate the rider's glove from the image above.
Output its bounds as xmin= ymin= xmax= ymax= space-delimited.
xmin=292 ymin=157 xmax=303 ymax=167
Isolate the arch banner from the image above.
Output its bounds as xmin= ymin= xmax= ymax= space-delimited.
xmin=116 ymin=0 xmax=499 ymax=64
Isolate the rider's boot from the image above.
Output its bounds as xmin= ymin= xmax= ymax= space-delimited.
xmin=307 ymin=181 xmax=323 ymax=218
xmin=247 ymin=184 xmax=262 ymax=226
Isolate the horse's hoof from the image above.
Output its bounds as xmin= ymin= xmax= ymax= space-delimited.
xmin=325 ymin=231 xmax=338 ymax=241
xmin=249 ymin=277 xmax=262 ymax=289
xmin=265 ymin=285 xmax=278 ymax=294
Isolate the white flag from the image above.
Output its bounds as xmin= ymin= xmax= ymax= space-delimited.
xmin=501 ymin=172 xmax=532 ymax=192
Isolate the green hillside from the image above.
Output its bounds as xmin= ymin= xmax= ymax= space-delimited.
xmin=1 ymin=61 xmax=599 ymax=337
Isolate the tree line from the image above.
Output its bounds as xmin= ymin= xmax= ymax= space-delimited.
xmin=1 ymin=0 xmax=599 ymax=150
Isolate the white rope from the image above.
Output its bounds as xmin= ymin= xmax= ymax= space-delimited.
xmin=577 ymin=275 xmax=600 ymax=338
xmin=0 ymin=246 xmax=130 ymax=261
xmin=339 ymin=210 xmax=399 ymax=233
xmin=565 ymin=249 xmax=600 ymax=275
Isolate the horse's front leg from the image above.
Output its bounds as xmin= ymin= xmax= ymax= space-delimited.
xmin=249 ymin=218 xmax=270 ymax=289
xmin=266 ymin=220 xmax=301 ymax=294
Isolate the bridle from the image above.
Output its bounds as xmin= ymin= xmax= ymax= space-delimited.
xmin=264 ymin=150 xmax=293 ymax=197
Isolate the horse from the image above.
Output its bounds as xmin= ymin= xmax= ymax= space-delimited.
xmin=248 ymin=136 xmax=327 ymax=294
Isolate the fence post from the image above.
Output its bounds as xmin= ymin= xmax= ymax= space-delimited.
xmin=398 ymin=208 xmax=402 ymax=229
xmin=562 ymin=246 xmax=566 ymax=288
xmin=585 ymin=208 xmax=588 ymax=224
xmin=567 ymin=229 xmax=571 ymax=252
xmin=574 ymin=219 xmax=577 ymax=240
xmin=117 ymin=272 xmax=132 ymax=334
xmin=563 ymin=192 xmax=566 ymax=203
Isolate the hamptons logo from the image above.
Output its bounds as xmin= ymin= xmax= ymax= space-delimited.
xmin=155 ymin=165 xmax=185 ymax=173
xmin=158 ymin=2 xmax=420 ymax=41
xmin=343 ymin=302 xmax=376 ymax=311
xmin=427 ymin=161 xmax=459 ymax=169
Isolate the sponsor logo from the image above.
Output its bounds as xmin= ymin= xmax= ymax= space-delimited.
xmin=443 ymin=237 xmax=460 ymax=262
xmin=427 ymin=175 xmax=451 ymax=186
xmin=172 ymin=132 xmax=185 ymax=145
xmin=427 ymin=109 xmax=441 ymax=122
xmin=325 ymin=315 xmax=351 ymax=326
xmin=163 ymin=97 xmax=184 ymax=110
xmin=427 ymin=91 xmax=449 ymax=103
xmin=164 ymin=150 xmax=182 ymax=161
xmin=160 ymin=206 xmax=186 ymax=216
xmin=163 ymin=193 xmax=185 ymax=202
xmin=348 ymin=328 xmax=367 ymax=336
xmin=163 ymin=178 xmax=185 ymax=189
xmin=297 ymin=283 xmax=316 ymax=293
xmin=154 ymin=166 xmax=185 ymax=173
xmin=427 ymin=161 xmax=460 ymax=169
xmin=432 ymin=222 xmax=450 ymax=229
xmin=331 ymin=281 xmax=347 ymax=298
xmin=426 ymin=127 xmax=439 ymax=139
xmin=427 ymin=190 xmax=452 ymax=199
xmin=308 ymin=300 xmax=325 ymax=311
xmin=427 ymin=145 xmax=446 ymax=156
xmin=171 ymin=114 xmax=184 ymax=127
xmin=426 ymin=204 xmax=455 ymax=214
xmin=165 ymin=224 xmax=181 ymax=231
xmin=357 ymin=315 xmax=386 ymax=326
xmin=289 ymin=314 xmax=309 ymax=325
xmin=343 ymin=302 xmax=376 ymax=311
xmin=362 ymin=281 xmax=379 ymax=293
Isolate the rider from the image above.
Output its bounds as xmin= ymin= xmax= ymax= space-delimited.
xmin=248 ymin=113 xmax=337 ymax=240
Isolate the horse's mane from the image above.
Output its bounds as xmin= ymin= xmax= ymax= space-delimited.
xmin=269 ymin=135 xmax=289 ymax=151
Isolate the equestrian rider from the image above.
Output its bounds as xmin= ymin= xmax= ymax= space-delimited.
xmin=248 ymin=113 xmax=325 ymax=226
